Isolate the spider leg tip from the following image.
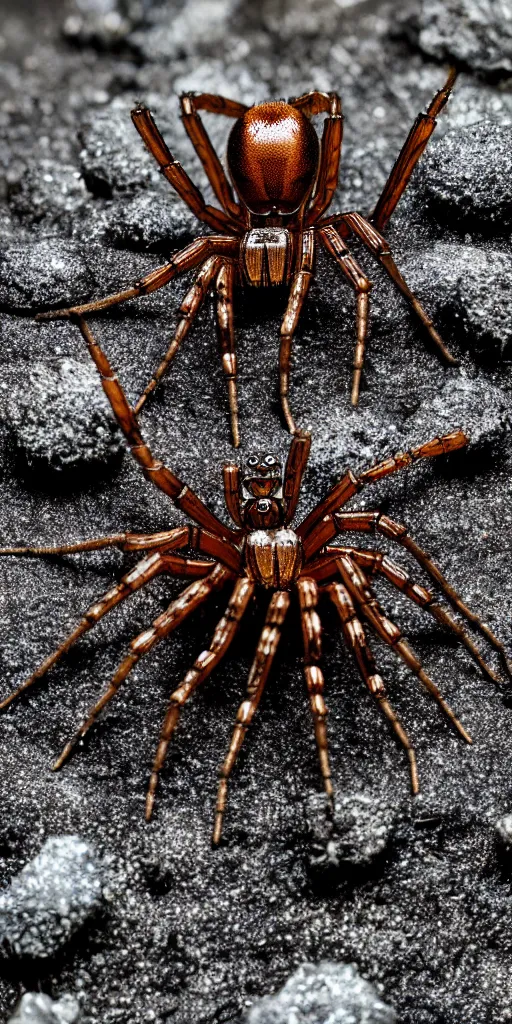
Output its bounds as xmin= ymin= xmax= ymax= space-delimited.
xmin=35 ymin=309 xmax=71 ymax=322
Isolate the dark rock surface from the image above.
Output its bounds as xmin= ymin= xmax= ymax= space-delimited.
xmin=0 ymin=1 xmax=511 ymax=1023
xmin=246 ymin=961 xmax=397 ymax=1023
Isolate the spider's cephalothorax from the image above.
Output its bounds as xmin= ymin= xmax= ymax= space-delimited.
xmin=240 ymin=451 xmax=303 ymax=589
xmin=38 ymin=71 xmax=459 ymax=446
xmin=1 ymin=337 xmax=510 ymax=844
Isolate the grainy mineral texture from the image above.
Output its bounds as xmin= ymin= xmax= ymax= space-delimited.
xmin=0 ymin=1 xmax=511 ymax=1023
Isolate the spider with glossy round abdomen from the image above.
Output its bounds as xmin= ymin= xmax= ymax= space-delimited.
xmin=0 ymin=316 xmax=508 ymax=844
xmin=37 ymin=70 xmax=459 ymax=447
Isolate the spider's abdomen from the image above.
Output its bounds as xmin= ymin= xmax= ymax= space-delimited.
xmin=241 ymin=228 xmax=293 ymax=287
xmin=245 ymin=528 xmax=303 ymax=589
xmin=227 ymin=102 xmax=319 ymax=216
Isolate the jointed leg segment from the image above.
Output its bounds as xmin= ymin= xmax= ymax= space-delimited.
xmin=298 ymin=578 xmax=333 ymax=799
xmin=327 ymin=580 xmax=419 ymax=793
xmin=134 ymin=255 xmax=222 ymax=416
xmin=213 ymin=590 xmax=290 ymax=844
xmin=319 ymin=225 xmax=372 ymax=405
xmin=146 ymin=576 xmax=254 ymax=820
xmin=279 ymin=229 xmax=315 ymax=435
xmin=336 ymin=552 xmax=471 ymax=743
xmin=52 ymin=565 xmax=230 ymax=772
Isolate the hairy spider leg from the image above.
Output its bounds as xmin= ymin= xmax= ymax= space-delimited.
xmin=52 ymin=565 xmax=230 ymax=772
xmin=297 ymin=578 xmax=333 ymax=799
xmin=74 ymin=316 xmax=241 ymax=548
xmin=134 ymin=255 xmax=222 ymax=416
xmin=319 ymin=226 xmax=372 ymax=405
xmin=180 ymin=93 xmax=246 ymax=226
xmin=326 ymin=580 xmax=419 ymax=793
xmin=335 ymin=510 xmax=512 ymax=680
xmin=213 ymin=590 xmax=290 ymax=844
xmin=215 ymin=261 xmax=240 ymax=447
xmin=35 ymin=236 xmax=238 ymax=322
xmin=146 ymin=576 xmax=254 ymax=820
xmin=372 ymin=68 xmax=457 ymax=233
xmin=279 ymin=229 xmax=315 ymax=435
xmin=131 ymin=104 xmax=238 ymax=234
xmin=298 ymin=429 xmax=468 ymax=556
xmin=342 ymin=212 xmax=458 ymax=365
xmin=324 ymin=545 xmax=502 ymax=686
xmin=336 ymin=553 xmax=471 ymax=742
xmin=0 ymin=541 xmax=206 ymax=711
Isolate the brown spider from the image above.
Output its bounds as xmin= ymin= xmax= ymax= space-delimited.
xmin=0 ymin=315 xmax=508 ymax=844
xmin=37 ymin=71 xmax=458 ymax=447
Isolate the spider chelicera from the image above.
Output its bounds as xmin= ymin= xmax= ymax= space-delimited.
xmin=37 ymin=70 xmax=458 ymax=447
xmin=0 ymin=316 xmax=508 ymax=844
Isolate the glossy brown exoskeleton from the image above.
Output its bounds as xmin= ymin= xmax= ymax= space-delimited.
xmin=37 ymin=72 xmax=458 ymax=446
xmin=1 ymin=317 xmax=509 ymax=843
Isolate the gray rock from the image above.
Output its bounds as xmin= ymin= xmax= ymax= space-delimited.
xmin=129 ymin=0 xmax=240 ymax=62
xmin=8 ymin=161 xmax=89 ymax=231
xmin=8 ymin=992 xmax=80 ymax=1024
xmin=3 ymin=357 xmax=122 ymax=476
xmin=83 ymin=190 xmax=198 ymax=253
xmin=403 ymin=242 xmax=512 ymax=362
xmin=0 ymin=241 xmax=94 ymax=313
xmin=62 ymin=0 xmax=147 ymax=50
xmin=0 ymin=836 xmax=103 ymax=959
xmin=496 ymin=813 xmax=512 ymax=847
xmin=418 ymin=123 xmax=512 ymax=235
xmin=246 ymin=962 xmax=397 ymax=1024
xmin=406 ymin=0 xmax=512 ymax=75
xmin=306 ymin=793 xmax=398 ymax=875
xmin=78 ymin=98 xmax=164 ymax=198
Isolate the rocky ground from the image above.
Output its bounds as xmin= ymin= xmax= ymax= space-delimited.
xmin=0 ymin=0 xmax=511 ymax=1021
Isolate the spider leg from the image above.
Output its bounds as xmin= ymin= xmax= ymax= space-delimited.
xmin=180 ymin=94 xmax=245 ymax=227
xmin=297 ymin=578 xmax=333 ymax=799
xmin=0 ymin=546 xmax=186 ymax=711
xmin=146 ymin=576 xmax=254 ymax=819
xmin=298 ymin=429 xmax=468 ymax=556
xmin=319 ymin=225 xmax=372 ymax=405
xmin=344 ymin=547 xmax=502 ymax=686
xmin=283 ymin=430 xmax=312 ymax=525
xmin=35 ymin=237 xmax=238 ymax=321
xmin=0 ymin=525 xmax=195 ymax=558
xmin=133 ymin=255 xmax=222 ymax=416
xmin=215 ymin=262 xmax=240 ymax=448
xmin=74 ymin=316 xmax=240 ymax=547
xmin=326 ymin=580 xmax=419 ymax=793
xmin=336 ymin=552 xmax=471 ymax=742
xmin=372 ymin=68 xmax=457 ymax=233
xmin=131 ymin=104 xmax=238 ymax=234
xmin=279 ymin=229 xmax=315 ymax=435
xmin=213 ymin=590 xmax=290 ymax=844
xmin=335 ymin=510 xmax=512 ymax=680
xmin=52 ymin=564 xmax=230 ymax=771
xmin=342 ymin=211 xmax=458 ymax=366
xmin=304 ymin=93 xmax=343 ymax=226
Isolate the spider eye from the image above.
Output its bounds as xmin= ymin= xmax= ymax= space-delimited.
xmin=257 ymin=499 xmax=271 ymax=512
xmin=264 ymin=455 xmax=276 ymax=467
xmin=247 ymin=455 xmax=258 ymax=468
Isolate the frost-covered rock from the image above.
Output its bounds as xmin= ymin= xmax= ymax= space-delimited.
xmin=0 ymin=836 xmax=103 ymax=959
xmin=246 ymin=962 xmax=397 ymax=1024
